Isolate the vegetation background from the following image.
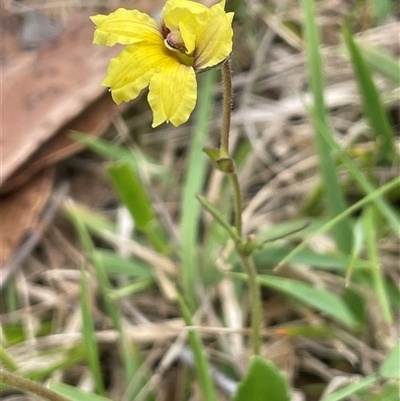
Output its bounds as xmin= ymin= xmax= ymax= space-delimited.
xmin=0 ymin=0 xmax=399 ymax=400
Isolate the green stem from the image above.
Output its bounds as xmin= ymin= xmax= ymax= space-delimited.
xmin=229 ymin=172 xmax=243 ymax=238
xmin=239 ymin=254 xmax=262 ymax=356
xmin=220 ymin=59 xmax=232 ymax=157
xmin=219 ymin=58 xmax=262 ymax=356
xmin=0 ymin=369 xmax=70 ymax=401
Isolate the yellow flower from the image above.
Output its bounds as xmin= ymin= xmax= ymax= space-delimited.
xmin=91 ymin=0 xmax=234 ymax=127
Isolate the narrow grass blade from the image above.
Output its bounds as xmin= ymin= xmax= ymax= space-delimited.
xmin=355 ymin=44 xmax=400 ymax=85
xmin=111 ymin=278 xmax=154 ymax=299
xmin=301 ymin=0 xmax=353 ymax=254
xmin=62 ymin=202 xmax=116 ymax=234
xmin=26 ymin=347 xmax=86 ymax=381
xmin=345 ymin=218 xmax=364 ymax=286
xmin=80 ymin=268 xmax=106 ymax=395
xmin=236 ymin=274 xmax=357 ymax=329
xmin=70 ymin=132 xmax=141 ymax=168
xmin=177 ymin=293 xmax=218 ymax=401
xmin=107 ymin=162 xmax=154 ymax=231
xmin=107 ymin=162 xmax=168 ymax=254
xmin=67 ymin=205 xmax=144 ymax=397
xmin=180 ymin=70 xmax=216 ymax=304
xmin=363 ymin=206 xmax=393 ymax=324
xmin=71 ymin=132 xmax=164 ymax=178
xmin=252 ymin=245 xmax=370 ymax=272
xmin=343 ymin=28 xmax=395 ymax=162
xmin=254 ymin=220 xmax=311 ymax=247
xmin=96 ymin=250 xmax=153 ymax=278
xmin=49 ymin=381 xmax=114 ymax=401
xmin=0 ymin=343 xmax=18 ymax=371
xmin=275 ymin=176 xmax=400 ymax=269
xmin=308 ymin=107 xmax=400 ymax=236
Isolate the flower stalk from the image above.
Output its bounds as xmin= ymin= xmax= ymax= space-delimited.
xmin=229 ymin=172 xmax=243 ymax=239
xmin=0 ymin=369 xmax=70 ymax=401
xmin=220 ymin=60 xmax=233 ymax=158
xmin=218 ymin=59 xmax=262 ymax=356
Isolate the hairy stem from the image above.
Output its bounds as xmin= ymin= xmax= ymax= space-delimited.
xmin=0 ymin=369 xmax=71 ymax=401
xmin=220 ymin=60 xmax=233 ymax=157
xmin=229 ymin=172 xmax=243 ymax=238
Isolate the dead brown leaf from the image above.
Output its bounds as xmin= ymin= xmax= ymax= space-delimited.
xmin=1 ymin=12 xmax=122 ymax=185
xmin=1 ymin=93 xmax=127 ymax=194
xmin=0 ymin=168 xmax=54 ymax=269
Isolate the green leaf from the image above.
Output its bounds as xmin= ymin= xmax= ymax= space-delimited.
xmin=356 ymin=44 xmax=400 ymax=85
xmin=67 ymin=207 xmax=142 ymax=392
xmin=379 ymin=340 xmax=400 ymax=379
xmin=70 ymin=132 xmax=164 ymax=178
xmin=49 ymin=381 xmax=113 ymax=401
xmin=177 ymin=292 xmax=218 ymax=401
xmin=275 ymin=176 xmax=400 ymax=269
xmin=107 ymin=162 xmax=154 ymax=231
xmin=80 ymin=268 xmax=106 ymax=395
xmin=96 ymin=250 xmax=153 ymax=278
xmin=343 ymin=28 xmax=395 ymax=162
xmin=237 ymin=274 xmax=357 ymax=329
xmin=196 ymin=194 xmax=239 ymax=241
xmin=252 ymin=245 xmax=369 ymax=272
xmin=63 ymin=202 xmax=116 ymax=235
xmin=233 ymin=356 xmax=290 ymax=401
xmin=0 ymin=343 xmax=18 ymax=371
xmin=307 ymin=108 xmax=400 ymax=237
xmin=71 ymin=132 xmax=140 ymax=167
xmin=203 ymin=146 xmax=222 ymax=171
xmin=107 ymin=162 xmax=167 ymax=254
xmin=275 ymin=324 xmax=335 ymax=338
xmin=301 ymin=0 xmax=353 ymax=254
xmin=363 ymin=206 xmax=393 ymax=324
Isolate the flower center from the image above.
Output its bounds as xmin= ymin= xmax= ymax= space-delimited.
xmin=164 ymin=30 xmax=187 ymax=53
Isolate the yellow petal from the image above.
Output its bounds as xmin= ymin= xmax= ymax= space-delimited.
xmin=194 ymin=1 xmax=234 ymax=70
xmin=148 ymin=59 xmax=197 ymax=127
xmin=102 ymin=39 xmax=167 ymax=104
xmin=178 ymin=13 xmax=208 ymax=55
xmin=162 ymin=0 xmax=207 ymax=29
xmin=162 ymin=0 xmax=209 ymax=55
xmin=91 ymin=8 xmax=162 ymax=46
